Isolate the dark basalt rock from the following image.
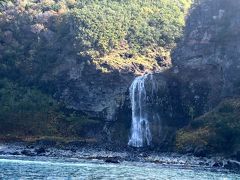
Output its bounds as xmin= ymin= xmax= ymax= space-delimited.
xmin=224 ymin=160 xmax=240 ymax=172
xmin=21 ymin=150 xmax=35 ymax=156
xmin=35 ymin=147 xmax=46 ymax=155
xmin=70 ymin=148 xmax=77 ymax=153
xmin=105 ymin=157 xmax=120 ymax=164
xmin=11 ymin=151 xmax=21 ymax=155
xmin=0 ymin=151 xmax=6 ymax=155
xmin=212 ymin=161 xmax=223 ymax=168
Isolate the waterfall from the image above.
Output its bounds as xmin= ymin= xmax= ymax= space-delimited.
xmin=128 ymin=74 xmax=152 ymax=147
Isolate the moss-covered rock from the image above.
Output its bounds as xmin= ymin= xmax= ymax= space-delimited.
xmin=0 ymin=78 xmax=102 ymax=141
xmin=176 ymin=98 xmax=240 ymax=156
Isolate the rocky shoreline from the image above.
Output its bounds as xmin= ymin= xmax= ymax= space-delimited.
xmin=0 ymin=141 xmax=239 ymax=173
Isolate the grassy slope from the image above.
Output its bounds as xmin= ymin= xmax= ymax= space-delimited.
xmin=176 ymin=98 xmax=240 ymax=155
xmin=0 ymin=78 xmax=101 ymax=142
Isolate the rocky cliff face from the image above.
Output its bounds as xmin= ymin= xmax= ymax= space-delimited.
xmin=0 ymin=0 xmax=169 ymax=122
xmin=173 ymin=0 xmax=240 ymax=97
xmin=114 ymin=0 xmax=240 ymax=151
xmin=115 ymin=64 xmax=223 ymax=149
xmin=171 ymin=0 xmax=240 ymax=156
xmin=0 ymin=0 xmax=171 ymax=141
xmin=85 ymin=0 xmax=240 ymax=148
xmin=1 ymin=0 xmax=239 ymax=155
xmin=138 ymin=0 xmax=240 ymax=153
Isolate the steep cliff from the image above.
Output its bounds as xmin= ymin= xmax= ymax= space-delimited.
xmin=172 ymin=0 xmax=240 ymax=157
xmin=0 ymin=0 xmax=190 ymax=141
xmin=116 ymin=0 xmax=240 ymax=155
xmin=173 ymin=0 xmax=240 ymax=97
xmin=1 ymin=0 xmax=239 ymax=157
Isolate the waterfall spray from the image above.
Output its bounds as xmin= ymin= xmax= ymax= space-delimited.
xmin=128 ymin=74 xmax=152 ymax=147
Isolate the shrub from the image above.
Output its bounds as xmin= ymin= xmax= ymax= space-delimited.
xmin=176 ymin=98 xmax=240 ymax=154
xmin=0 ymin=78 xmax=102 ymax=139
xmin=66 ymin=0 xmax=192 ymax=56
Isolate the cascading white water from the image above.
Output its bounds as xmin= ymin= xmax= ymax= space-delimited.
xmin=128 ymin=74 xmax=152 ymax=147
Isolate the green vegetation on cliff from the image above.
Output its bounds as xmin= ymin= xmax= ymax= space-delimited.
xmin=0 ymin=0 xmax=192 ymax=73
xmin=0 ymin=78 xmax=101 ymax=141
xmin=68 ymin=0 xmax=191 ymax=56
xmin=176 ymin=98 xmax=240 ymax=155
xmin=0 ymin=0 xmax=192 ymax=140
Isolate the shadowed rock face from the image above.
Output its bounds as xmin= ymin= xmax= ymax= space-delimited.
xmin=37 ymin=56 xmax=170 ymax=143
xmin=171 ymin=0 xmax=240 ymax=156
xmin=41 ymin=57 xmax=169 ymax=124
xmin=173 ymin=0 xmax=240 ymax=97
xmin=156 ymin=0 xmax=240 ymax=150
xmin=112 ymin=0 xmax=240 ymax=149
xmin=114 ymin=65 xmax=223 ymax=149
xmin=42 ymin=58 xmax=134 ymax=121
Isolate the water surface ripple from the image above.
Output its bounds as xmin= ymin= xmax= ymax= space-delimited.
xmin=0 ymin=156 xmax=239 ymax=180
